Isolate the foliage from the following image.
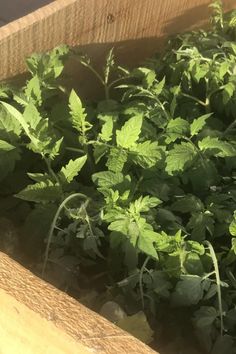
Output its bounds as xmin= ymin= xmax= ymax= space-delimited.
xmin=0 ymin=1 xmax=236 ymax=352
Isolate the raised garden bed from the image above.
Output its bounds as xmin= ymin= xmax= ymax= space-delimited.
xmin=0 ymin=1 xmax=236 ymax=354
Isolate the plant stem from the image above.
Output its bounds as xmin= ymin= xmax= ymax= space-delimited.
xmin=139 ymin=256 xmax=150 ymax=309
xmin=223 ymin=119 xmax=236 ymax=136
xmin=204 ymin=240 xmax=224 ymax=337
xmin=182 ymin=93 xmax=206 ymax=107
xmin=42 ymin=193 xmax=88 ymax=277
xmin=44 ymin=158 xmax=60 ymax=184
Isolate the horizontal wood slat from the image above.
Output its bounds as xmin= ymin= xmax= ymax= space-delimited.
xmin=0 ymin=0 xmax=235 ymax=80
xmin=0 ymin=252 xmax=157 ymax=353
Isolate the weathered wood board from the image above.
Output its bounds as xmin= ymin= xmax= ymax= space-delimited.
xmin=0 ymin=0 xmax=235 ymax=81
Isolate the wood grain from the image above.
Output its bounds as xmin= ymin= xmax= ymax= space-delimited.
xmin=0 ymin=288 xmax=91 ymax=354
xmin=0 ymin=252 xmax=157 ymax=353
xmin=0 ymin=0 xmax=235 ymax=80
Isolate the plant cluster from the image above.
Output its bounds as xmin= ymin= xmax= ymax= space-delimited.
xmin=0 ymin=1 xmax=236 ymax=352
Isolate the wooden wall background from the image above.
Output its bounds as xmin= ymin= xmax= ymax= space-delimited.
xmin=0 ymin=0 xmax=235 ymax=92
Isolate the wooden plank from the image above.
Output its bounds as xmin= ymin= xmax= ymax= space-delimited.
xmin=0 ymin=252 xmax=157 ymax=354
xmin=0 ymin=288 xmax=91 ymax=354
xmin=0 ymin=0 xmax=235 ymax=81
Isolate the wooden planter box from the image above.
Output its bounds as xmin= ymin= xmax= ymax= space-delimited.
xmin=0 ymin=0 xmax=234 ymax=353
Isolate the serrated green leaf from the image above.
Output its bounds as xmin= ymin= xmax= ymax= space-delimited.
xmin=166 ymin=142 xmax=196 ymax=174
xmin=1 ymin=101 xmax=31 ymax=136
xmin=0 ymin=106 xmax=22 ymax=137
xmin=106 ymin=147 xmax=127 ymax=172
xmin=171 ymin=195 xmax=204 ymax=213
xmin=138 ymin=228 xmax=159 ymax=259
xmin=198 ymin=137 xmax=236 ymax=157
xmin=116 ymin=115 xmax=142 ymax=148
xmin=153 ymin=77 xmax=165 ymax=95
xmin=25 ymin=76 xmax=42 ymax=104
xmin=190 ymin=113 xmax=212 ymax=136
xmin=0 ymin=142 xmax=20 ymax=181
xmin=15 ymin=181 xmax=62 ymax=203
xmin=187 ymin=212 xmax=214 ymax=241
xmin=166 ymin=117 xmax=190 ymax=143
xmin=184 ymin=252 xmax=204 ymax=275
xmin=130 ymin=196 xmax=161 ymax=214
xmin=27 ymin=172 xmax=51 ymax=183
xmin=93 ymin=144 xmax=108 ymax=164
xmin=229 ymin=212 xmax=236 ymax=236
xmin=69 ymin=89 xmax=91 ymax=134
xmin=222 ymin=82 xmax=235 ymax=104
xmin=92 ymin=171 xmax=124 ymax=188
xmin=0 ymin=140 xmax=16 ymax=152
xmin=23 ymin=102 xmax=41 ymax=130
xmin=171 ymin=275 xmax=204 ymax=306
xmin=131 ymin=141 xmax=163 ymax=168
xmin=132 ymin=67 xmax=156 ymax=89
xmin=59 ymin=155 xmax=87 ymax=183
xmin=99 ymin=116 xmax=113 ymax=142
xmin=193 ymin=306 xmax=217 ymax=328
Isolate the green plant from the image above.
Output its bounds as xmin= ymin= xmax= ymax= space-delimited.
xmin=0 ymin=1 xmax=236 ymax=352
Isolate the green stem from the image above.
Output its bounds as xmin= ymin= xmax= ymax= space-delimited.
xmin=139 ymin=256 xmax=150 ymax=309
xmin=65 ymin=147 xmax=86 ymax=154
xmin=44 ymin=158 xmax=60 ymax=185
xmin=104 ymin=84 xmax=110 ymax=101
xmin=42 ymin=193 xmax=88 ymax=277
xmin=204 ymin=240 xmax=224 ymax=337
xmin=223 ymin=119 xmax=236 ymax=136
xmin=108 ymin=75 xmax=130 ymax=90
xmin=182 ymin=93 xmax=206 ymax=107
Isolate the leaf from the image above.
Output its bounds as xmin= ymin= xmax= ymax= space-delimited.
xmin=138 ymin=228 xmax=159 ymax=259
xmin=184 ymin=252 xmax=204 ymax=275
xmin=165 ymin=117 xmax=190 ymax=143
xmin=144 ymin=270 xmax=172 ymax=298
xmin=24 ymin=76 xmax=42 ymax=104
xmin=153 ymin=77 xmax=165 ymax=95
xmin=0 ymin=143 xmax=20 ymax=181
xmin=0 ymin=106 xmax=22 ymax=137
xmin=27 ymin=173 xmax=51 ymax=183
xmin=229 ymin=212 xmax=236 ymax=236
xmin=59 ymin=155 xmax=87 ymax=183
xmin=92 ymin=171 xmax=124 ymax=188
xmin=15 ymin=181 xmax=62 ymax=203
xmin=232 ymin=239 xmax=236 ymax=255
xmin=211 ymin=335 xmax=235 ymax=354
xmin=93 ymin=143 xmax=108 ymax=164
xmin=131 ymin=141 xmax=163 ymax=168
xmin=0 ymin=140 xmax=16 ymax=152
xmin=171 ymin=275 xmax=204 ymax=306
xmin=165 ymin=142 xmax=196 ymax=174
xmin=191 ymin=63 xmax=209 ymax=82
xmin=23 ymin=102 xmax=41 ymax=130
xmin=190 ymin=113 xmax=212 ymax=136
xmin=193 ymin=306 xmax=217 ymax=328
xmin=187 ymin=212 xmax=214 ymax=241
xmin=117 ymin=311 xmax=154 ymax=344
xmin=223 ymin=82 xmax=235 ymax=104
xmin=106 ymin=147 xmax=128 ymax=172
xmin=116 ymin=115 xmax=142 ymax=148
xmin=69 ymin=89 xmax=91 ymax=134
xmin=1 ymin=101 xmax=30 ymax=136
xmin=131 ymin=196 xmax=162 ymax=213
xmin=198 ymin=137 xmax=236 ymax=157
xmin=171 ymin=195 xmax=204 ymax=213
xmin=132 ymin=67 xmax=156 ymax=88
xmin=99 ymin=116 xmax=113 ymax=142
